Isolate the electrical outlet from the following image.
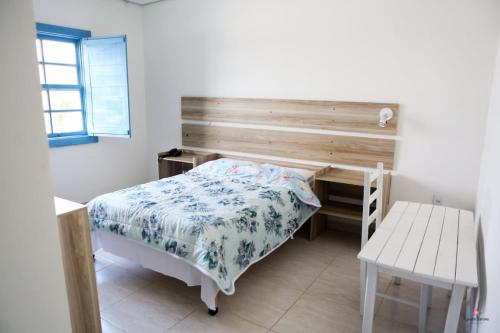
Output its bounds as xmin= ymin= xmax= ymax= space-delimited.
xmin=433 ymin=193 xmax=443 ymax=206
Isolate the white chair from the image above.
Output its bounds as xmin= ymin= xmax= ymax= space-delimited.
xmin=360 ymin=162 xmax=384 ymax=315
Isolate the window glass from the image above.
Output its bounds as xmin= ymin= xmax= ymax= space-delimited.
xmin=42 ymin=39 xmax=76 ymax=65
xmin=44 ymin=64 xmax=78 ymax=85
xmin=48 ymin=90 xmax=81 ymax=110
xmin=51 ymin=112 xmax=84 ymax=133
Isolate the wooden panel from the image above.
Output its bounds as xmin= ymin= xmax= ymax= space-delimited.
xmin=394 ymin=204 xmax=433 ymax=272
xmin=157 ymin=150 xmax=218 ymax=179
xmin=377 ymin=203 xmax=420 ymax=268
xmin=318 ymin=203 xmax=362 ymax=221
xmin=357 ymin=228 xmax=393 ymax=264
xmin=182 ymin=97 xmax=399 ymax=135
xmin=316 ymin=168 xmax=367 ymax=186
xmin=360 ymin=203 xmax=477 ymax=294
xmin=379 ymin=201 xmax=410 ymax=231
xmin=182 ymin=124 xmax=395 ymax=169
xmin=316 ymin=167 xmax=391 ymax=192
xmin=456 ymin=210 xmax=478 ymax=287
xmin=382 ymin=175 xmax=392 ymax=218
xmin=214 ymin=153 xmax=325 ymax=171
xmin=55 ymin=197 xmax=101 ymax=333
xmin=310 ymin=180 xmax=327 ymax=240
xmin=414 ymin=206 xmax=446 ymax=278
xmin=434 ymin=208 xmax=459 ymax=283
xmin=157 ymin=149 xmax=217 ymax=165
xmin=158 ymin=160 xmax=192 ymax=179
xmin=357 ymin=201 xmax=409 ymax=264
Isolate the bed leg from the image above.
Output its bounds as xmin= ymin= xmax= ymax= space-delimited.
xmin=208 ymin=294 xmax=219 ymax=316
xmin=92 ymin=254 xmax=95 ymax=262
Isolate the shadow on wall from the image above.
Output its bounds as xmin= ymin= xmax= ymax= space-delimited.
xmin=476 ymin=218 xmax=487 ymax=314
xmin=390 ymin=173 xmax=436 ymax=206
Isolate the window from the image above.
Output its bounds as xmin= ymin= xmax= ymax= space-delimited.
xmin=36 ymin=23 xmax=131 ymax=148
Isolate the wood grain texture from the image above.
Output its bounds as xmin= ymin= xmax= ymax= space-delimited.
xmin=158 ymin=149 xmax=217 ymax=167
xmin=55 ymin=197 xmax=101 ymax=333
xmin=315 ymin=167 xmax=391 ymax=187
xmin=182 ymin=124 xmax=395 ymax=169
xmin=182 ymin=97 xmax=399 ymax=135
xmin=382 ymin=175 xmax=392 ymax=218
xmin=213 ymin=153 xmax=326 ymax=171
xmin=310 ymin=179 xmax=327 ymax=240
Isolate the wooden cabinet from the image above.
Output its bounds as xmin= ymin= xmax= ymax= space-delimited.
xmin=158 ymin=150 xmax=218 ymax=179
xmin=309 ymin=167 xmax=391 ymax=240
xmin=54 ymin=197 xmax=101 ymax=333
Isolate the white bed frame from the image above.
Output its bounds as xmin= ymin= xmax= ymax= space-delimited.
xmin=92 ymin=230 xmax=220 ymax=311
xmin=92 ymin=206 xmax=317 ymax=314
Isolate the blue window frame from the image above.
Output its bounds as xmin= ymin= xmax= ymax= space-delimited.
xmin=36 ymin=23 xmax=131 ymax=148
xmin=37 ymin=23 xmax=98 ymax=147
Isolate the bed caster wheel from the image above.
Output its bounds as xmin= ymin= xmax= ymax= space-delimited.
xmin=208 ymin=307 xmax=218 ymax=316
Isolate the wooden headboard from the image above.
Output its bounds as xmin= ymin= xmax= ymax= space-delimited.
xmin=181 ymin=97 xmax=399 ymax=170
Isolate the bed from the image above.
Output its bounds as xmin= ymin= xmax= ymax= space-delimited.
xmin=88 ymin=158 xmax=320 ymax=314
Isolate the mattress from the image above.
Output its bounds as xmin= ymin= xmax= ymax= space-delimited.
xmin=87 ymin=158 xmax=320 ymax=294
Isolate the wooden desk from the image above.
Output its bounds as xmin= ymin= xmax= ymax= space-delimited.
xmin=55 ymin=197 xmax=101 ymax=333
xmin=310 ymin=167 xmax=392 ymax=240
xmin=158 ymin=150 xmax=217 ymax=178
xmin=358 ymin=201 xmax=478 ymax=333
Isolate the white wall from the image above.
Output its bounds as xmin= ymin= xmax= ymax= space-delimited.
xmin=143 ymin=0 xmax=500 ymax=210
xmin=475 ymin=37 xmax=500 ymax=332
xmin=33 ymin=0 xmax=149 ymax=203
xmin=0 ymin=1 xmax=71 ymax=332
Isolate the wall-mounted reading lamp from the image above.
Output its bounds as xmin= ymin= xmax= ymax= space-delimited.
xmin=378 ymin=107 xmax=394 ymax=128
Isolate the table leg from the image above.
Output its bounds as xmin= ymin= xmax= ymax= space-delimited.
xmin=360 ymin=261 xmax=366 ymax=316
xmin=444 ymin=285 xmax=465 ymax=333
xmin=362 ymin=263 xmax=378 ymax=333
xmin=466 ymin=288 xmax=472 ymax=333
xmin=419 ymin=284 xmax=430 ymax=333
xmin=427 ymin=286 xmax=432 ymax=309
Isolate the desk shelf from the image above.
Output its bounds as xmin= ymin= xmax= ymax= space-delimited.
xmin=310 ymin=166 xmax=391 ymax=240
xmin=318 ymin=203 xmax=363 ymax=222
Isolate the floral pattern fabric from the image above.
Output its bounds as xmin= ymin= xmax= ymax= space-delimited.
xmin=88 ymin=160 xmax=320 ymax=294
xmin=192 ymin=158 xmax=321 ymax=207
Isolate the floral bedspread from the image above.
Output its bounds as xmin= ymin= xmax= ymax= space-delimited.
xmin=88 ymin=160 xmax=320 ymax=294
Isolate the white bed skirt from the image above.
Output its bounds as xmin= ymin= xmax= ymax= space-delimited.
xmin=91 ymin=230 xmax=219 ymax=310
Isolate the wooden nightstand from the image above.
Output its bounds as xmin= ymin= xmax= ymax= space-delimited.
xmin=158 ymin=149 xmax=217 ymax=179
xmin=309 ymin=167 xmax=391 ymax=240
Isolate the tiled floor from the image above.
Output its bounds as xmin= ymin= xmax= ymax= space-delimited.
xmin=95 ymin=230 xmax=466 ymax=333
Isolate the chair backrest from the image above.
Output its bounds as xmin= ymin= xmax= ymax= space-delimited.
xmin=361 ymin=162 xmax=384 ymax=248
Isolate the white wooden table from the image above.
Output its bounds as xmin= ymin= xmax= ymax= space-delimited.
xmin=358 ymin=201 xmax=478 ymax=333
